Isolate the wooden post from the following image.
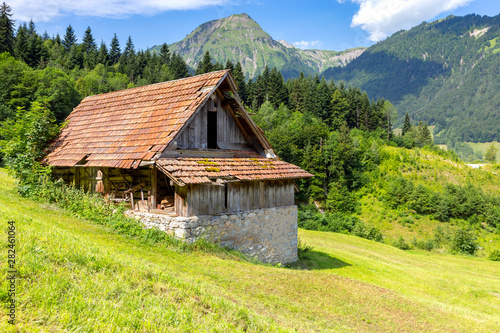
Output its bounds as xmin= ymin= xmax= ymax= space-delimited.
xmin=151 ymin=166 xmax=157 ymax=210
xmin=130 ymin=192 xmax=135 ymax=211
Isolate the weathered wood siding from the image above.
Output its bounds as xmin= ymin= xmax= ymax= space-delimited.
xmin=216 ymin=95 xmax=248 ymax=147
xmin=176 ymin=101 xmax=208 ymax=149
xmin=176 ymin=95 xmax=249 ymax=149
xmin=179 ymin=180 xmax=295 ymax=217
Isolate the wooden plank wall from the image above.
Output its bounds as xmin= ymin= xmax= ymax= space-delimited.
xmin=176 ymin=102 xmax=208 ymax=149
xmin=216 ymin=95 xmax=248 ymax=146
xmin=181 ymin=180 xmax=295 ymax=217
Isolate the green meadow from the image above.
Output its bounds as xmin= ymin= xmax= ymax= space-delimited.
xmin=0 ymin=168 xmax=499 ymax=332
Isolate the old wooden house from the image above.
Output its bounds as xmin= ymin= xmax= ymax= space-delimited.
xmin=46 ymin=70 xmax=312 ymax=263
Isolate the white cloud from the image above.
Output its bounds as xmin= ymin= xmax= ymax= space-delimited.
xmin=341 ymin=0 xmax=472 ymax=41
xmin=9 ymin=0 xmax=230 ymax=22
xmin=292 ymin=40 xmax=323 ymax=49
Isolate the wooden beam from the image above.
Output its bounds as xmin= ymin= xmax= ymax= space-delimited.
xmin=151 ymin=166 xmax=157 ymax=210
xmin=124 ymin=182 xmax=146 ymax=195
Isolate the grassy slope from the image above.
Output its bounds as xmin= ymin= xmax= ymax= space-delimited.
xmin=467 ymin=141 xmax=500 ymax=161
xmin=0 ymin=169 xmax=499 ymax=332
xmin=357 ymin=146 xmax=500 ymax=253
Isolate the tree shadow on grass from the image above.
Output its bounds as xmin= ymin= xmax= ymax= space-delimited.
xmin=287 ymin=250 xmax=351 ymax=270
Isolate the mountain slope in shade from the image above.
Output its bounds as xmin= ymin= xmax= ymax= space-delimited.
xmin=151 ymin=13 xmax=364 ymax=79
xmin=323 ymin=14 xmax=500 ymax=142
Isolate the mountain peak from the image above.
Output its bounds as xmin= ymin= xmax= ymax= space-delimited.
xmin=162 ymin=13 xmax=364 ymax=79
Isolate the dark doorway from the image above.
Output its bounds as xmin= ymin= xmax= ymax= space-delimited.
xmin=207 ymin=111 xmax=217 ymax=149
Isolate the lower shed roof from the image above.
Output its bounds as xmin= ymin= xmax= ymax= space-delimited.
xmin=155 ymin=157 xmax=313 ymax=186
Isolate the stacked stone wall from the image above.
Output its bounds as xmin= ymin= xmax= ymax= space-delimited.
xmin=126 ymin=206 xmax=298 ymax=264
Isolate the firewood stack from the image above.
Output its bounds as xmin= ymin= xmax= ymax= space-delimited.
xmin=160 ymin=195 xmax=175 ymax=209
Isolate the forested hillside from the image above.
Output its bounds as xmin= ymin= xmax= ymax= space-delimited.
xmin=323 ymin=14 xmax=500 ymax=143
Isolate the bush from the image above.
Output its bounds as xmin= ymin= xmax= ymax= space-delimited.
xmin=297 ymin=238 xmax=313 ymax=259
xmin=394 ymin=237 xmax=411 ymax=250
xmin=450 ymin=227 xmax=478 ymax=255
xmin=489 ymin=249 xmax=500 ymax=261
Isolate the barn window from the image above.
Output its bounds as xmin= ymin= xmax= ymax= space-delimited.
xmin=207 ymin=109 xmax=217 ymax=149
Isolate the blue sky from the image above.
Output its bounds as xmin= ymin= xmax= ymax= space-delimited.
xmin=8 ymin=0 xmax=500 ymax=52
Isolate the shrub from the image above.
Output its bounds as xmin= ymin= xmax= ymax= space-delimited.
xmin=394 ymin=237 xmax=411 ymax=250
xmin=297 ymin=238 xmax=313 ymax=259
xmin=489 ymin=249 xmax=500 ymax=261
xmin=366 ymin=227 xmax=383 ymax=242
xmin=400 ymin=217 xmax=414 ymax=225
xmin=450 ymin=227 xmax=478 ymax=255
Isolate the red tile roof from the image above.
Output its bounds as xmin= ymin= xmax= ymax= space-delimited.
xmin=46 ymin=70 xmax=231 ymax=168
xmin=156 ymin=156 xmax=313 ymax=185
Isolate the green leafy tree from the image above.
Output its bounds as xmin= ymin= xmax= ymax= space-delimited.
xmin=0 ymin=2 xmax=15 ymax=55
xmin=10 ymin=66 xmax=81 ymax=121
xmin=0 ymin=52 xmax=30 ymax=121
xmin=0 ymin=101 xmax=60 ymax=185
xmin=382 ymin=100 xmax=397 ymax=140
xmin=451 ymin=227 xmax=478 ymax=255
xmin=484 ymin=143 xmax=497 ymax=163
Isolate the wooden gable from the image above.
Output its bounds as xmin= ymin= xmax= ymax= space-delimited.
xmin=173 ymin=94 xmax=251 ymax=151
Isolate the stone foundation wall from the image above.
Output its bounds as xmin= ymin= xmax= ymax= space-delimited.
xmin=126 ymin=206 xmax=298 ymax=264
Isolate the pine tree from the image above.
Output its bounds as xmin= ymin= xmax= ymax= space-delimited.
xmin=97 ymin=40 xmax=108 ymax=65
xmin=82 ymin=26 xmax=97 ymax=68
xmin=0 ymin=2 xmax=15 ymax=55
xmin=196 ymin=51 xmax=213 ymax=75
xmin=159 ymin=43 xmax=170 ymax=65
xmin=169 ymin=53 xmax=189 ymax=79
xmin=402 ymin=112 xmax=412 ymax=136
xmin=484 ymin=144 xmax=497 ymax=163
xmin=82 ymin=27 xmax=96 ymax=53
xmin=62 ymin=24 xmax=77 ymax=52
xmin=122 ymin=36 xmax=135 ymax=59
xmin=422 ymin=122 xmax=432 ymax=145
xmin=14 ymin=24 xmax=28 ymax=62
xmin=382 ymin=100 xmax=397 ymax=140
xmin=109 ymin=33 xmax=120 ymax=65
xmin=233 ymin=62 xmax=246 ymax=102
xmin=26 ymin=28 xmax=44 ymax=67
xmin=268 ymin=67 xmax=287 ymax=108
xmin=27 ymin=19 xmax=35 ymax=36
xmin=66 ymin=44 xmax=83 ymax=70
xmin=225 ymin=59 xmax=234 ymax=71
xmin=329 ymin=89 xmax=349 ymax=130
